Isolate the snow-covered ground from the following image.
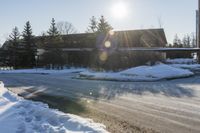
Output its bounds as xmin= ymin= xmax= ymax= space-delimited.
xmin=1 ymin=72 xmax=200 ymax=133
xmin=170 ymin=64 xmax=200 ymax=71
xmin=165 ymin=58 xmax=197 ymax=64
xmin=0 ymin=68 xmax=86 ymax=74
xmin=165 ymin=58 xmax=200 ymax=72
xmin=0 ymin=59 xmax=199 ymax=82
xmin=0 ymin=81 xmax=108 ymax=133
xmin=79 ymin=64 xmax=194 ymax=82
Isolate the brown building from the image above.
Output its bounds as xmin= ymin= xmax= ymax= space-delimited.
xmin=1 ymin=28 xmax=167 ymax=70
xmin=36 ymin=28 xmax=167 ymax=70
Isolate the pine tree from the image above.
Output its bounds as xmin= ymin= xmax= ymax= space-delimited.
xmin=47 ymin=18 xmax=60 ymax=37
xmin=46 ymin=18 xmax=62 ymax=45
xmin=8 ymin=27 xmax=21 ymax=68
xmin=9 ymin=27 xmax=20 ymax=44
xmin=46 ymin=18 xmax=63 ymax=45
xmin=87 ymin=16 xmax=98 ymax=33
xmin=22 ymin=21 xmax=36 ymax=68
xmin=42 ymin=18 xmax=64 ymax=69
xmin=97 ymin=16 xmax=113 ymax=33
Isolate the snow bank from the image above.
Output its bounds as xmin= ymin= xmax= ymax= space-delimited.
xmin=0 ymin=82 xmax=108 ymax=133
xmin=165 ymin=58 xmax=197 ymax=64
xmin=170 ymin=64 xmax=200 ymax=71
xmin=79 ymin=64 xmax=194 ymax=82
xmin=165 ymin=58 xmax=200 ymax=72
xmin=120 ymin=64 xmax=194 ymax=79
xmin=0 ymin=68 xmax=86 ymax=74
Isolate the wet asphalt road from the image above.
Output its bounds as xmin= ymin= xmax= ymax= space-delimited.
xmin=0 ymin=73 xmax=200 ymax=133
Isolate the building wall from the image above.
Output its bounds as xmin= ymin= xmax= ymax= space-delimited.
xmin=2 ymin=29 xmax=168 ymax=69
xmin=90 ymin=50 xmax=166 ymax=70
xmin=166 ymin=51 xmax=193 ymax=59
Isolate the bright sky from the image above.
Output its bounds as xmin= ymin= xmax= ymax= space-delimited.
xmin=0 ymin=0 xmax=198 ymax=45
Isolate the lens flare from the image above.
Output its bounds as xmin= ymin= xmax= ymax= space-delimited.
xmin=105 ymin=41 xmax=111 ymax=48
xmin=99 ymin=52 xmax=108 ymax=61
xmin=109 ymin=30 xmax=115 ymax=36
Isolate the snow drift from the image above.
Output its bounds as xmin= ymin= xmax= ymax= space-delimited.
xmin=0 ymin=81 xmax=108 ymax=133
xmin=170 ymin=64 xmax=200 ymax=72
xmin=165 ymin=58 xmax=197 ymax=64
xmin=0 ymin=68 xmax=86 ymax=74
xmin=79 ymin=64 xmax=194 ymax=82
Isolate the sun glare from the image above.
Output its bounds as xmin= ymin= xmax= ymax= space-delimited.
xmin=111 ymin=2 xmax=128 ymax=19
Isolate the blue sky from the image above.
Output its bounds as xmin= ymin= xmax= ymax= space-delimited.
xmin=0 ymin=0 xmax=198 ymax=44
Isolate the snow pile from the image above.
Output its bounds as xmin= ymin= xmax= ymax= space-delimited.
xmin=165 ymin=58 xmax=200 ymax=72
xmin=0 ymin=82 xmax=108 ymax=133
xmin=0 ymin=68 xmax=86 ymax=74
xmin=79 ymin=64 xmax=194 ymax=82
xmin=170 ymin=64 xmax=200 ymax=71
xmin=165 ymin=58 xmax=197 ymax=64
xmin=120 ymin=64 xmax=194 ymax=79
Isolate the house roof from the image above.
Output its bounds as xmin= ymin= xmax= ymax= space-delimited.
xmin=114 ymin=28 xmax=167 ymax=48
xmin=2 ymin=28 xmax=167 ymax=50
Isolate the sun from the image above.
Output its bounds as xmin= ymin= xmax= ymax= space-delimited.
xmin=111 ymin=2 xmax=128 ymax=19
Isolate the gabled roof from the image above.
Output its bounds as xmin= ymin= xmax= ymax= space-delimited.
xmin=3 ymin=28 xmax=167 ymax=49
xmin=114 ymin=28 xmax=167 ymax=47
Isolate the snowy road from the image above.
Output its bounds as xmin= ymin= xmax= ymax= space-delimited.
xmin=0 ymin=73 xmax=200 ymax=133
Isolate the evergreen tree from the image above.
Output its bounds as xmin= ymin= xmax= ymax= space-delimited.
xmin=42 ymin=18 xmax=64 ymax=69
xmin=22 ymin=21 xmax=36 ymax=68
xmin=8 ymin=27 xmax=21 ymax=68
xmin=47 ymin=18 xmax=60 ymax=37
xmin=9 ymin=27 xmax=20 ymax=44
xmin=97 ymin=16 xmax=113 ymax=33
xmin=46 ymin=18 xmax=62 ymax=44
xmin=46 ymin=18 xmax=62 ymax=45
xmin=87 ymin=16 xmax=98 ymax=33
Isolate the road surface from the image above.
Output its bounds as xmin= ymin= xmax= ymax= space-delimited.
xmin=0 ymin=73 xmax=200 ymax=133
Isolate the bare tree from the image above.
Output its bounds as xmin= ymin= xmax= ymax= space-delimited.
xmin=56 ymin=21 xmax=77 ymax=35
xmin=173 ymin=34 xmax=182 ymax=47
xmin=40 ymin=31 xmax=47 ymax=36
xmin=157 ymin=16 xmax=164 ymax=28
xmin=191 ymin=32 xmax=196 ymax=48
xmin=182 ymin=34 xmax=192 ymax=48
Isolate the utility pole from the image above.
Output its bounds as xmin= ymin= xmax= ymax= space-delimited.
xmin=198 ymin=0 xmax=200 ymax=47
xmin=197 ymin=10 xmax=199 ymax=47
xmin=198 ymin=0 xmax=200 ymax=63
